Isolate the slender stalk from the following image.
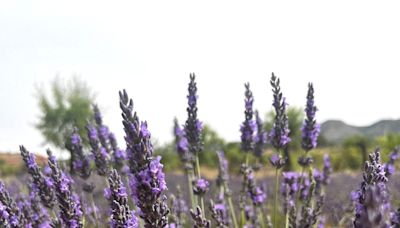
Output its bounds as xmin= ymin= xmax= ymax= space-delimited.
xmin=187 ymin=169 xmax=196 ymax=209
xmin=195 ymin=155 xmax=201 ymax=178
xmin=225 ymin=184 xmax=239 ymax=228
xmin=258 ymin=208 xmax=266 ymax=228
xmin=240 ymin=152 xmax=250 ymax=226
xmin=195 ymin=155 xmax=204 ymax=214
xmin=285 ymin=209 xmax=289 ymax=228
xmin=89 ymin=193 xmax=99 ymax=227
xmin=273 ymin=167 xmax=280 ymax=227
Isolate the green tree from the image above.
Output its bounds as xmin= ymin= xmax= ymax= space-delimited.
xmin=343 ymin=135 xmax=372 ymax=167
xmin=198 ymin=124 xmax=226 ymax=167
xmin=265 ymin=107 xmax=304 ymax=171
xmin=36 ymin=76 xmax=95 ymax=150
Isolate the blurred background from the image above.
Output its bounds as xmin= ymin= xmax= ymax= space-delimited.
xmin=1 ymin=1 xmax=400 ymax=172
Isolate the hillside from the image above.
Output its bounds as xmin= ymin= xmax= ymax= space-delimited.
xmin=320 ymin=119 xmax=400 ymax=144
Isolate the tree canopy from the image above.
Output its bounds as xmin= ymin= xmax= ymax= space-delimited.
xmin=35 ymin=76 xmax=95 ymax=149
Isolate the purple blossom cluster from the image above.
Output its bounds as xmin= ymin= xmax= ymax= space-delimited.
xmin=384 ymin=147 xmax=399 ymax=178
xmin=87 ymin=123 xmax=110 ymax=176
xmin=68 ymin=128 xmax=92 ymax=180
xmin=301 ymin=83 xmax=320 ymax=152
xmin=269 ymin=73 xmax=291 ymax=151
xmin=120 ymin=89 xmax=169 ymax=226
xmin=173 ymin=118 xmax=192 ymax=169
xmin=105 ymin=169 xmax=138 ymax=228
xmin=240 ymin=83 xmax=256 ymax=153
xmin=47 ymin=149 xmax=83 ymax=227
xmin=19 ymin=146 xmax=55 ymax=208
xmin=185 ymin=73 xmax=203 ymax=156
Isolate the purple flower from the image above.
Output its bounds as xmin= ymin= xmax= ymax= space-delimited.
xmin=322 ymin=154 xmax=332 ymax=185
xmin=353 ymin=149 xmax=390 ymax=227
xmin=169 ymin=187 xmax=187 ymax=227
xmin=106 ymin=169 xmax=138 ymax=228
xmin=173 ymin=118 xmax=192 ymax=166
xmin=87 ymin=123 xmax=110 ymax=176
xmin=184 ymin=74 xmax=203 ymax=156
xmin=193 ymin=178 xmax=210 ymax=195
xmin=210 ymin=200 xmax=229 ymax=227
xmin=19 ymin=146 xmax=55 ymax=208
xmin=67 ymin=128 xmax=92 ymax=180
xmin=47 ymin=149 xmax=83 ymax=227
xmin=301 ymin=83 xmax=320 ymax=152
xmin=120 ymin=89 xmax=154 ymax=174
xmin=269 ymin=153 xmax=286 ymax=169
xmin=0 ymin=182 xmax=22 ymax=228
xmin=251 ymin=187 xmax=266 ymax=205
xmin=240 ymin=83 xmax=256 ymax=152
xmin=384 ymin=147 xmax=399 ymax=178
xmin=70 ymin=133 xmax=81 ymax=146
xmin=128 ymin=155 xmax=169 ymax=226
xmin=269 ymin=73 xmax=291 ymax=150
xmin=216 ymin=151 xmax=229 ymax=187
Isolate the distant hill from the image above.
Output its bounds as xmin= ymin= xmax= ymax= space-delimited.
xmin=320 ymin=119 xmax=400 ymax=144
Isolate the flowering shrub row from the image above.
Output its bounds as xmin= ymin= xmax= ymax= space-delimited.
xmin=0 ymin=73 xmax=399 ymax=227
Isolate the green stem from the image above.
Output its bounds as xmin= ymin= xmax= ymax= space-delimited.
xmin=285 ymin=208 xmax=289 ymax=228
xmin=258 ymin=208 xmax=266 ymax=228
xmin=89 ymin=193 xmax=99 ymax=227
xmin=187 ymin=169 xmax=196 ymax=210
xmin=223 ymin=183 xmax=238 ymax=228
xmin=273 ymin=168 xmax=280 ymax=227
xmin=195 ymin=154 xmax=204 ymax=214
xmin=195 ymin=155 xmax=201 ymax=178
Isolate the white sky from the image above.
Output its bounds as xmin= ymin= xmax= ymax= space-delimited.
xmin=1 ymin=1 xmax=400 ymax=154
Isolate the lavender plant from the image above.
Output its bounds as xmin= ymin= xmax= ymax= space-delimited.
xmin=120 ymin=89 xmax=169 ymax=227
xmin=352 ymin=149 xmax=391 ymax=227
xmin=19 ymin=145 xmax=55 ymax=208
xmin=47 ymin=149 xmax=83 ymax=228
xmin=0 ymin=182 xmax=22 ymax=227
xmin=184 ymin=74 xmax=205 ymax=214
xmin=105 ymin=169 xmax=138 ymax=228
xmin=269 ymin=73 xmax=290 ymax=227
xmin=173 ymin=118 xmax=195 ymax=209
xmin=5 ymin=74 xmax=400 ymax=228
xmin=87 ymin=123 xmax=110 ymax=176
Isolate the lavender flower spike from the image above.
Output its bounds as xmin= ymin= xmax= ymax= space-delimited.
xmin=129 ymin=156 xmax=169 ymax=227
xmin=353 ymin=149 xmax=390 ymax=227
xmin=120 ymin=89 xmax=169 ymax=226
xmin=19 ymin=145 xmax=55 ymax=208
xmin=384 ymin=147 xmax=399 ymax=178
xmin=87 ymin=123 xmax=110 ymax=176
xmin=269 ymin=73 xmax=291 ymax=150
xmin=240 ymin=83 xmax=256 ymax=152
xmin=0 ymin=182 xmax=21 ymax=228
xmin=105 ymin=169 xmax=138 ymax=228
xmin=173 ymin=118 xmax=191 ymax=166
xmin=184 ymin=73 xmax=203 ymax=156
xmin=67 ymin=129 xmax=92 ymax=180
xmin=301 ymin=83 xmax=320 ymax=152
xmin=47 ymin=149 xmax=83 ymax=228
xmin=119 ymin=89 xmax=153 ymax=173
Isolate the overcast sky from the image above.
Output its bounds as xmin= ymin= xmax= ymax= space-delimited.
xmin=1 ymin=1 xmax=400 ymax=154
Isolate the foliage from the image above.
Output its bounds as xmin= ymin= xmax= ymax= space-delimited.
xmin=35 ymin=76 xmax=95 ymax=149
xmin=343 ymin=135 xmax=373 ymax=166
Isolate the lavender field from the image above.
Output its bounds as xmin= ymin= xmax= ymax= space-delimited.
xmin=0 ymin=74 xmax=399 ymax=228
